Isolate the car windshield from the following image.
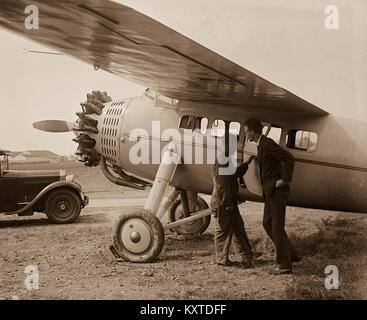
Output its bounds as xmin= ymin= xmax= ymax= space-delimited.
xmin=0 ymin=154 xmax=8 ymax=174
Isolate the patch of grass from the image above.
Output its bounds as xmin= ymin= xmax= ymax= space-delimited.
xmin=290 ymin=218 xmax=363 ymax=259
xmin=255 ymin=237 xmax=276 ymax=257
xmin=211 ymin=287 xmax=242 ymax=299
xmin=284 ymin=278 xmax=348 ymax=300
xmin=181 ymin=287 xmax=200 ymax=299
xmin=170 ymin=285 xmax=202 ymax=300
xmin=283 ymin=218 xmax=366 ymax=299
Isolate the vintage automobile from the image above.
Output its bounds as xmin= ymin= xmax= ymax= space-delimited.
xmin=0 ymin=150 xmax=88 ymax=223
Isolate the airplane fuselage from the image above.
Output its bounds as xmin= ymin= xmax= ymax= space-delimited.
xmin=87 ymin=93 xmax=367 ymax=214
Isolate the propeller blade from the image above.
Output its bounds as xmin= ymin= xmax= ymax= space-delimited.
xmin=32 ymin=120 xmax=74 ymax=133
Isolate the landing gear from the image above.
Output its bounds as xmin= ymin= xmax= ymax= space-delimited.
xmin=111 ymin=149 xmax=212 ymax=263
xmin=112 ymin=209 xmax=164 ymax=263
xmin=169 ymin=196 xmax=211 ymax=235
xmin=112 ymin=149 xmax=179 ymax=263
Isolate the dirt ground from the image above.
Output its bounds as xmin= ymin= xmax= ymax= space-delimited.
xmin=0 ymin=162 xmax=366 ymax=300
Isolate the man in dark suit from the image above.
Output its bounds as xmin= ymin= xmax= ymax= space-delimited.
xmin=244 ymin=119 xmax=300 ymax=274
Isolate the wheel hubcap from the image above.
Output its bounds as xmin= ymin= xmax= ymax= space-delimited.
xmin=57 ymin=200 xmax=69 ymax=212
xmin=120 ymin=219 xmax=153 ymax=254
xmin=130 ymin=231 xmax=141 ymax=243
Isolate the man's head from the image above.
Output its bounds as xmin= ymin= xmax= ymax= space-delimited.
xmin=244 ymin=118 xmax=263 ymax=142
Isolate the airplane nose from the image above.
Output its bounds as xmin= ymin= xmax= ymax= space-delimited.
xmin=78 ymin=95 xmax=150 ymax=190
xmin=32 ymin=90 xmax=151 ymax=190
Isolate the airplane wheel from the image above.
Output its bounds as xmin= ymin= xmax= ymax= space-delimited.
xmin=113 ymin=209 xmax=164 ymax=263
xmin=169 ymin=196 xmax=211 ymax=235
xmin=45 ymin=189 xmax=81 ymax=224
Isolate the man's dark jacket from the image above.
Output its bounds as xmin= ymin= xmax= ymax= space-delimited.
xmin=210 ymin=161 xmax=249 ymax=212
xmin=257 ymin=136 xmax=295 ymax=194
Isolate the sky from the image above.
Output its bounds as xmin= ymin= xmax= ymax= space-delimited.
xmin=0 ymin=0 xmax=366 ymax=155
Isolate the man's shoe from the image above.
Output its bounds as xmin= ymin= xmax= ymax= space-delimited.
xmin=270 ymin=266 xmax=292 ymax=275
xmin=241 ymin=256 xmax=255 ymax=269
xmin=217 ymin=260 xmax=234 ymax=267
xmin=276 ymin=256 xmax=302 ymax=264
xmin=253 ymin=251 xmax=263 ymax=258
xmin=292 ymin=256 xmax=302 ymax=263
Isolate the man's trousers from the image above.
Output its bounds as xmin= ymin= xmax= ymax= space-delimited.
xmin=263 ymin=186 xmax=298 ymax=269
xmin=213 ymin=205 xmax=253 ymax=264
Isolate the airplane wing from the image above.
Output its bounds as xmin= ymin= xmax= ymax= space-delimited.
xmin=0 ymin=0 xmax=328 ymax=116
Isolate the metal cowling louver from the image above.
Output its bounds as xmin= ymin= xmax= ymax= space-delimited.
xmin=101 ymin=101 xmax=125 ymax=165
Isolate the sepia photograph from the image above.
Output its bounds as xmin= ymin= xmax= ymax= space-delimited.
xmin=0 ymin=0 xmax=366 ymax=307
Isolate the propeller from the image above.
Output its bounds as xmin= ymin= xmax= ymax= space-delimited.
xmin=33 ymin=120 xmax=75 ymax=133
xmin=32 ymin=91 xmax=111 ymax=168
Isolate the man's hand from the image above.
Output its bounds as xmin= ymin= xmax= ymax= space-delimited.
xmin=246 ymin=155 xmax=257 ymax=165
xmin=275 ymin=179 xmax=287 ymax=188
xmin=225 ymin=206 xmax=235 ymax=213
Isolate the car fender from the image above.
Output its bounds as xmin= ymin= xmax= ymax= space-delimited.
xmin=5 ymin=181 xmax=88 ymax=215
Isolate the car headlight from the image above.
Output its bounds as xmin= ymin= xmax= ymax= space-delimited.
xmin=66 ymin=174 xmax=74 ymax=182
xmin=60 ymin=169 xmax=66 ymax=180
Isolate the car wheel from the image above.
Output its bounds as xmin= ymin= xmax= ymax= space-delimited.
xmin=45 ymin=189 xmax=81 ymax=224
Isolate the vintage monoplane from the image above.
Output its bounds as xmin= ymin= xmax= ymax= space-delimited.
xmin=0 ymin=1 xmax=366 ymax=262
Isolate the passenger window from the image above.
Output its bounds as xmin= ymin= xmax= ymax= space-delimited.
xmin=263 ymin=126 xmax=282 ymax=144
xmin=200 ymin=117 xmax=208 ymax=134
xmin=192 ymin=117 xmax=201 ymax=131
xmin=229 ymin=122 xmax=241 ymax=136
xmin=287 ymin=130 xmax=318 ymax=152
xmin=211 ymin=119 xmax=225 ymax=137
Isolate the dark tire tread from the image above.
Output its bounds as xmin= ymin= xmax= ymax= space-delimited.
xmin=45 ymin=189 xmax=81 ymax=224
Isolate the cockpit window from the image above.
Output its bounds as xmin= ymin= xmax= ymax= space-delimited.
xmin=145 ymin=89 xmax=179 ymax=105
xmin=157 ymin=94 xmax=178 ymax=105
xmin=145 ymin=89 xmax=156 ymax=100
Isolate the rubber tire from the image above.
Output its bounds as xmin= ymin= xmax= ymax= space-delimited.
xmin=169 ymin=196 xmax=211 ymax=235
xmin=113 ymin=209 xmax=164 ymax=263
xmin=45 ymin=189 xmax=81 ymax=224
